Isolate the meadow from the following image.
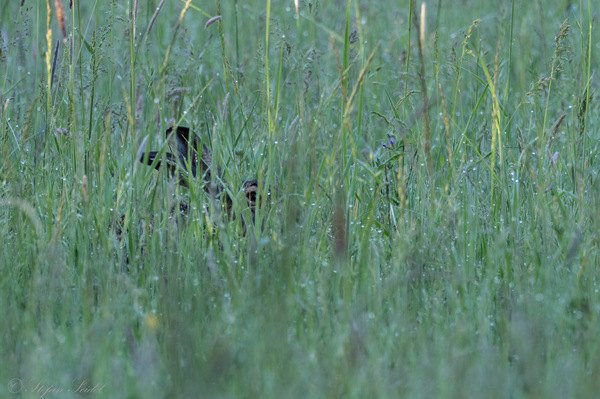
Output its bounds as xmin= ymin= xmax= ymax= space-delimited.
xmin=1 ymin=0 xmax=598 ymax=397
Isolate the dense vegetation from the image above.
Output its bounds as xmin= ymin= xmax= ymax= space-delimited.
xmin=1 ymin=0 xmax=598 ymax=397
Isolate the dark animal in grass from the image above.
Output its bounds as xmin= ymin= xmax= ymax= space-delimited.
xmin=137 ymin=125 xmax=263 ymax=226
xmin=114 ymin=125 xmax=267 ymax=255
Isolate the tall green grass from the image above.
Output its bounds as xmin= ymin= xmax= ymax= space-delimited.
xmin=1 ymin=0 xmax=598 ymax=397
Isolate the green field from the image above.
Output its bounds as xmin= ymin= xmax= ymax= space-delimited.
xmin=1 ymin=0 xmax=598 ymax=397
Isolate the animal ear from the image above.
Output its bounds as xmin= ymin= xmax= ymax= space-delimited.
xmin=166 ymin=126 xmax=195 ymax=155
xmin=166 ymin=126 xmax=200 ymax=168
xmin=171 ymin=126 xmax=191 ymax=141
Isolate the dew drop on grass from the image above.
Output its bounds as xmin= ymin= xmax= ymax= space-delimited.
xmin=535 ymin=293 xmax=544 ymax=302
